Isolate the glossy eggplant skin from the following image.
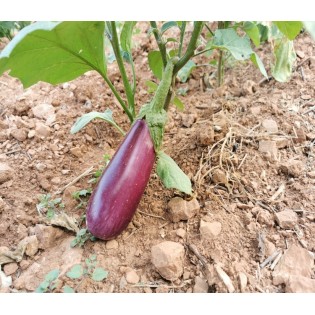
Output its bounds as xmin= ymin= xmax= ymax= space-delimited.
xmin=86 ymin=119 xmax=155 ymax=240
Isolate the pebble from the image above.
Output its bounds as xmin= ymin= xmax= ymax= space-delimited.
xmin=10 ymin=128 xmax=27 ymax=141
xmin=238 ymin=272 xmax=247 ymax=293
xmin=125 ymin=269 xmax=140 ymax=284
xmin=32 ymin=103 xmax=56 ymax=121
xmin=258 ymin=140 xmax=278 ymax=160
xmin=279 ymin=160 xmax=304 ymax=178
xmin=35 ymin=122 xmax=51 ymax=138
xmin=181 ymin=113 xmax=196 ymax=128
xmin=3 ymin=262 xmax=19 ymax=276
xmin=262 ymin=119 xmax=278 ymax=133
xmin=273 ymin=244 xmax=314 ymax=287
xmin=0 ymin=163 xmax=14 ymax=184
xmin=250 ymin=106 xmax=261 ymax=115
xmin=275 ymin=210 xmax=298 ymax=229
xmin=176 ymin=228 xmax=186 ymax=239
xmin=257 ymin=210 xmax=273 ymax=227
xmin=151 ymin=241 xmax=185 ymax=281
xmin=33 ymin=224 xmax=66 ymax=250
xmin=28 ymin=130 xmax=35 ymax=138
xmin=212 ymin=169 xmax=228 ymax=186
xmin=35 ymin=162 xmax=47 ymax=172
xmin=106 ymin=239 xmax=119 ymax=250
xmin=167 ymin=197 xmax=200 ymax=223
xmin=307 ymin=171 xmax=315 ymax=179
xmin=25 ymin=235 xmax=39 ymax=257
xmin=70 ymin=147 xmax=83 ymax=158
xmin=285 ymin=275 xmax=315 ymax=293
xmin=193 ymin=276 xmax=209 ymax=293
xmin=200 ymin=220 xmax=222 ymax=240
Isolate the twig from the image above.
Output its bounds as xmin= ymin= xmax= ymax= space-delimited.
xmin=270 ymin=251 xmax=282 ymax=270
xmin=138 ymin=210 xmax=166 ymax=220
xmin=258 ymin=76 xmax=273 ymax=86
xmin=219 ymin=129 xmax=232 ymax=168
xmin=295 ymin=56 xmax=310 ymax=70
xmin=237 ymin=153 xmax=248 ymax=170
xmin=4 ymin=149 xmax=21 ymax=155
xmin=269 ymin=183 xmax=286 ymax=202
xmin=300 ymin=66 xmax=305 ymax=81
xmin=124 ymin=227 xmax=141 ymax=241
xmin=303 ymin=105 xmax=315 ymax=115
xmin=56 ymin=166 xmax=94 ymax=194
xmin=260 ymin=250 xmax=281 ymax=269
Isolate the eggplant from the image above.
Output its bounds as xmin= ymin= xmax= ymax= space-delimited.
xmin=86 ymin=119 xmax=155 ymax=240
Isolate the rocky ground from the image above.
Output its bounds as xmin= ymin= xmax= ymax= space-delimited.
xmin=0 ymin=25 xmax=315 ymax=293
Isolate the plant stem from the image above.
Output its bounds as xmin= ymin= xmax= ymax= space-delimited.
xmin=178 ymin=21 xmax=186 ymax=57
xmin=102 ymin=74 xmax=133 ymax=123
xmin=205 ymin=23 xmax=214 ymax=36
xmin=217 ymin=50 xmax=224 ymax=86
xmin=174 ymin=21 xmax=204 ymax=74
xmin=150 ymin=21 xmax=168 ymax=68
xmin=193 ymin=47 xmax=213 ymax=58
xmin=109 ymin=21 xmax=135 ymax=119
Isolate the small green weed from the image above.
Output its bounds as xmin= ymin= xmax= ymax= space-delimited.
xmin=36 ymin=194 xmax=64 ymax=219
xmin=70 ymin=228 xmax=96 ymax=248
xmin=35 ymin=269 xmax=60 ymax=293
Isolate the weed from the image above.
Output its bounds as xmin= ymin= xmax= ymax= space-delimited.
xmin=70 ymin=228 xmax=96 ymax=248
xmin=36 ymin=194 xmax=64 ymax=219
xmin=35 ymin=269 xmax=60 ymax=293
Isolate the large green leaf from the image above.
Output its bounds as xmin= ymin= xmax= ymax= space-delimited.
xmin=212 ymin=29 xmax=253 ymax=60
xmin=148 ymin=50 xmax=163 ymax=80
xmin=157 ymin=151 xmax=192 ymax=195
xmin=120 ymin=21 xmax=136 ymax=54
xmin=91 ymin=267 xmax=109 ymax=282
xmin=0 ymin=21 xmax=106 ymax=87
xmin=303 ymin=21 xmax=315 ymax=41
xmin=243 ymin=22 xmax=260 ymax=47
xmin=273 ymin=21 xmax=303 ymax=40
xmin=66 ymin=264 xmax=84 ymax=279
xmin=271 ymin=38 xmax=296 ymax=82
xmin=70 ymin=109 xmax=125 ymax=135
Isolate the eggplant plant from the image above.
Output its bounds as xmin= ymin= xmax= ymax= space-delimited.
xmin=0 ymin=21 xmax=202 ymax=239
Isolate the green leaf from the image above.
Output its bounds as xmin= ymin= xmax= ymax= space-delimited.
xmin=156 ymin=152 xmax=192 ymax=195
xmin=148 ymin=50 xmax=163 ymax=80
xmin=250 ymin=53 xmax=268 ymax=78
xmin=145 ymin=80 xmax=158 ymax=94
xmin=273 ymin=21 xmax=303 ymax=40
xmin=35 ymin=281 xmax=49 ymax=293
xmin=257 ymin=23 xmax=269 ymax=42
xmin=0 ymin=21 xmax=106 ymax=87
xmin=243 ymin=22 xmax=260 ymax=47
xmin=45 ymin=269 xmax=60 ymax=282
xmin=63 ymin=285 xmax=75 ymax=293
xmin=177 ymin=60 xmax=196 ymax=82
xmin=66 ymin=264 xmax=84 ymax=279
xmin=303 ymin=21 xmax=315 ymax=41
xmin=70 ymin=109 xmax=124 ymax=135
xmin=161 ymin=21 xmax=178 ymax=35
xmin=120 ymin=21 xmax=136 ymax=53
xmin=271 ymin=38 xmax=296 ymax=82
xmin=173 ymin=96 xmax=184 ymax=111
xmin=166 ymin=37 xmax=178 ymax=43
xmin=91 ymin=267 xmax=109 ymax=282
xmin=212 ymin=29 xmax=253 ymax=60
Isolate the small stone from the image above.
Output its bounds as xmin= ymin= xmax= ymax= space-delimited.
xmin=309 ymin=56 xmax=315 ymax=70
xmin=275 ymin=210 xmax=298 ymax=229
xmin=0 ymin=163 xmax=14 ymax=184
xmin=274 ymin=137 xmax=289 ymax=149
xmin=293 ymin=128 xmax=306 ymax=144
xmin=28 ymin=130 xmax=35 ymax=139
xmin=200 ymin=220 xmax=222 ymax=240
xmin=35 ymin=122 xmax=51 ymax=138
xmin=238 ymin=272 xmax=247 ymax=293
xmin=35 ymin=163 xmax=46 ymax=172
xmin=197 ymin=122 xmax=214 ymax=146
xmin=106 ymin=239 xmax=119 ymax=250
xmin=250 ymin=106 xmax=261 ymax=115
xmin=257 ymin=210 xmax=273 ymax=227
xmin=32 ymin=103 xmax=56 ymax=121
xmin=70 ymin=147 xmax=83 ymax=158
xmin=3 ymin=262 xmax=18 ymax=276
xmin=0 ymin=270 xmax=12 ymax=288
xmin=34 ymin=224 xmax=65 ymax=250
xmin=273 ymin=244 xmax=314 ymax=285
xmin=167 ymin=197 xmax=200 ymax=223
xmin=25 ymin=235 xmax=39 ymax=257
xmin=181 ymin=114 xmax=196 ymax=128
xmin=37 ymin=175 xmax=51 ymax=191
xmin=193 ymin=276 xmax=209 ymax=293
xmin=259 ymin=140 xmax=278 ymax=160
xmin=262 ymin=119 xmax=278 ymax=133
xmin=279 ymin=160 xmax=304 ymax=178
xmin=212 ymin=169 xmax=228 ymax=186
xmin=10 ymin=128 xmax=27 ymax=141
xmin=264 ymin=240 xmax=276 ymax=257
xmin=308 ymin=171 xmax=315 ymax=179
xmin=242 ymin=80 xmax=257 ymax=95
xmin=151 ymin=241 xmax=185 ymax=281
xmin=176 ymin=228 xmax=186 ymax=239
xmin=51 ymin=177 xmax=61 ymax=185
xmin=125 ymin=269 xmax=140 ymax=284
xmin=19 ymin=260 xmax=30 ymax=270
xmin=285 ymin=275 xmax=315 ymax=293
xmin=296 ymin=50 xmax=305 ymax=59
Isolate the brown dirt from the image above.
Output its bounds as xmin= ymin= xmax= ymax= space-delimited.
xmin=0 ymin=24 xmax=314 ymax=293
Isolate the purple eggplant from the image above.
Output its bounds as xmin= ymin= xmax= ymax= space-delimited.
xmin=86 ymin=119 xmax=155 ymax=240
